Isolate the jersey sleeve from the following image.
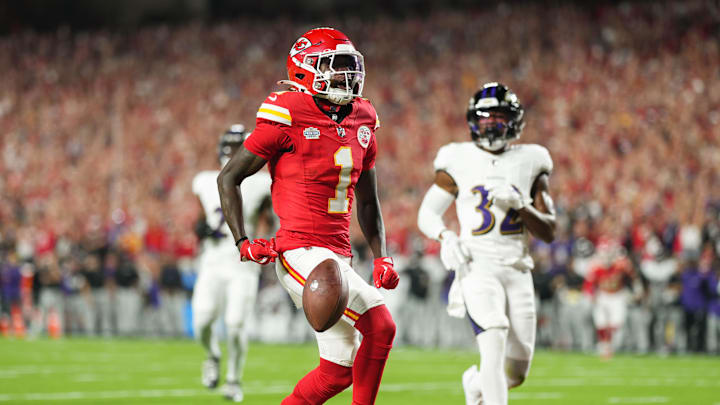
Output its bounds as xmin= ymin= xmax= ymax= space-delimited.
xmin=363 ymin=134 xmax=377 ymax=170
xmin=359 ymin=99 xmax=379 ymax=170
xmin=256 ymin=92 xmax=292 ymax=126
xmin=246 ymin=93 xmax=294 ymax=160
xmin=191 ymin=172 xmax=203 ymax=196
xmin=244 ymin=122 xmax=292 ymax=161
xmin=533 ymin=144 xmax=553 ymax=176
xmin=433 ymin=143 xmax=454 ymax=172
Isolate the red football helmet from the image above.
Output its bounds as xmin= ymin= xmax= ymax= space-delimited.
xmin=284 ymin=27 xmax=365 ymax=105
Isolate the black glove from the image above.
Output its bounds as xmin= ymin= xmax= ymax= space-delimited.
xmin=194 ymin=218 xmax=225 ymax=240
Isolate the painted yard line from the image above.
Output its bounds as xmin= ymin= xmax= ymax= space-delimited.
xmin=532 ymin=377 xmax=720 ymax=387
xmin=0 ymin=363 xmax=198 ymax=376
xmin=0 ymin=384 xmax=566 ymax=402
xmin=0 ymin=389 xmax=217 ymax=402
xmin=509 ymin=392 xmax=564 ymax=400
xmin=608 ymin=397 xmax=669 ymax=404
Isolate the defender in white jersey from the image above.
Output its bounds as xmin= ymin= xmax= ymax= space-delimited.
xmin=418 ymin=83 xmax=556 ymax=405
xmin=192 ymin=124 xmax=272 ymax=402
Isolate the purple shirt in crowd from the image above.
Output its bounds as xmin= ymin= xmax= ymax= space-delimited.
xmin=680 ymin=267 xmax=715 ymax=312
xmin=0 ymin=263 xmax=21 ymax=303
xmin=707 ymin=272 xmax=720 ymax=317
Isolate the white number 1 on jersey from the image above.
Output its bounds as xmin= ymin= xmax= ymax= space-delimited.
xmin=328 ymin=146 xmax=353 ymax=213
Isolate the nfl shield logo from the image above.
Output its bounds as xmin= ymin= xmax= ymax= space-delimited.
xmin=336 ymin=126 xmax=346 ymax=138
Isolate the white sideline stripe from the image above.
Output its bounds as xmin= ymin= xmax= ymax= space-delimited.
xmin=0 ymin=389 xmax=217 ymax=401
xmin=511 ymin=392 xmax=564 ymax=399
xmin=608 ymin=397 xmax=669 ymax=404
xmin=0 ymin=384 xmax=565 ymax=402
xmin=532 ymin=377 xmax=720 ymax=387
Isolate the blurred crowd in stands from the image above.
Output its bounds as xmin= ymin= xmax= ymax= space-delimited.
xmin=1 ymin=0 xmax=719 ymax=354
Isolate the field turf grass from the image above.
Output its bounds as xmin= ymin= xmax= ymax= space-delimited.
xmin=1 ymin=338 xmax=719 ymax=404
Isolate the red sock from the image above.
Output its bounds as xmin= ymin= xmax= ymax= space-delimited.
xmin=597 ymin=328 xmax=608 ymax=342
xmin=281 ymin=359 xmax=352 ymax=405
xmin=352 ymin=305 xmax=396 ymax=405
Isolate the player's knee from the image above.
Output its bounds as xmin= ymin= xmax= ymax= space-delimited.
xmin=193 ymin=310 xmax=215 ymax=333
xmin=357 ymin=305 xmax=396 ymax=346
xmin=291 ymin=360 xmax=352 ymax=403
xmin=331 ymin=374 xmax=353 ymax=392
xmin=375 ymin=310 xmax=396 ymax=345
xmin=323 ymin=364 xmax=353 ymax=391
xmin=225 ymin=315 xmax=246 ymax=331
xmin=225 ymin=323 xmax=244 ymax=339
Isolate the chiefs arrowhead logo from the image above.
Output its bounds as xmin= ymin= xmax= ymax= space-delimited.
xmin=290 ymin=37 xmax=312 ymax=57
xmin=357 ymin=126 xmax=371 ymax=148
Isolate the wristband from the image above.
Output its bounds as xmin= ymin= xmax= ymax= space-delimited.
xmin=235 ymin=236 xmax=248 ymax=247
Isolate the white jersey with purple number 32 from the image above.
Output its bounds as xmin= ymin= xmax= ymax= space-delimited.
xmin=192 ymin=170 xmax=272 ymax=272
xmin=433 ymin=142 xmax=552 ymax=270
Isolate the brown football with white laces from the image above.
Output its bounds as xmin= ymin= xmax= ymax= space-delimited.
xmin=302 ymin=259 xmax=349 ymax=332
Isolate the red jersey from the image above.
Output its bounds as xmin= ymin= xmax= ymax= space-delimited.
xmin=244 ymin=91 xmax=379 ymax=257
xmin=583 ymin=258 xmax=633 ymax=295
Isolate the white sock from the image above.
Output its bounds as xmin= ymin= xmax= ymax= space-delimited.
xmin=226 ymin=325 xmax=248 ymax=383
xmin=476 ymin=328 xmax=509 ymax=405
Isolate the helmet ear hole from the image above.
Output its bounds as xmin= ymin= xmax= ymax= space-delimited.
xmin=295 ymin=73 xmax=305 ymax=80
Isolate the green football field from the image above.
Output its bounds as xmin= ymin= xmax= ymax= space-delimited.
xmin=1 ymin=339 xmax=719 ymax=404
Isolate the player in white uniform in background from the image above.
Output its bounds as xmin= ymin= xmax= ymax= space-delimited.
xmin=192 ymin=124 xmax=273 ymax=402
xmin=417 ymin=83 xmax=556 ymax=405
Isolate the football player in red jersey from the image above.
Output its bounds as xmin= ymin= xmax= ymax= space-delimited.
xmin=583 ymin=240 xmax=639 ymax=359
xmin=217 ymin=27 xmax=399 ymax=404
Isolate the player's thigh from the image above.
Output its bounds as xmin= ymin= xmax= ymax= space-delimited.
xmin=461 ymin=262 xmax=508 ymax=329
xmin=593 ymin=294 xmax=611 ymax=328
xmin=225 ymin=272 xmax=259 ymax=328
xmin=341 ymin=262 xmax=384 ymax=325
xmin=315 ymin=317 xmax=360 ymax=367
xmin=608 ymin=292 xmax=628 ymax=328
xmin=192 ymin=269 xmax=226 ymax=323
xmin=274 ymin=250 xmax=309 ymax=308
xmin=277 ymin=247 xmax=384 ymax=326
xmin=504 ymin=270 xmax=536 ymax=360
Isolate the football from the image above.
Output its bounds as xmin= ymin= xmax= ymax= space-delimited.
xmin=302 ymin=259 xmax=349 ymax=332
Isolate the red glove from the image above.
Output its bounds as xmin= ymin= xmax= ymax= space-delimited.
xmin=373 ymin=257 xmax=399 ymax=289
xmin=239 ymin=238 xmax=277 ymax=264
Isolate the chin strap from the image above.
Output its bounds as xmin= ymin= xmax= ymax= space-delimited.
xmin=278 ymin=79 xmax=354 ymax=106
xmin=277 ymin=80 xmax=311 ymax=94
xmin=326 ymin=91 xmax=353 ymax=105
